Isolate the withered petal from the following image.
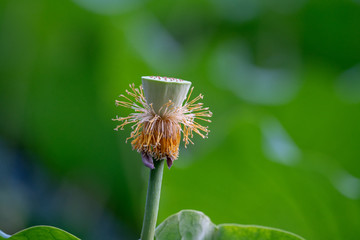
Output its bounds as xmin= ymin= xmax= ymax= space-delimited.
xmin=166 ymin=156 xmax=173 ymax=169
xmin=142 ymin=152 xmax=155 ymax=169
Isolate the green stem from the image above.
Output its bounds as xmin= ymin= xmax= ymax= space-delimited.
xmin=141 ymin=159 xmax=165 ymax=240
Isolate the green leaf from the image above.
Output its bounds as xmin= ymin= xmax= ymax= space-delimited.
xmin=214 ymin=224 xmax=304 ymax=240
xmin=156 ymin=210 xmax=216 ymax=240
xmin=0 ymin=226 xmax=80 ymax=240
xmin=155 ymin=210 xmax=305 ymax=240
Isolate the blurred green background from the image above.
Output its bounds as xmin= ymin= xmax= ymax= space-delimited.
xmin=1 ymin=0 xmax=360 ymax=239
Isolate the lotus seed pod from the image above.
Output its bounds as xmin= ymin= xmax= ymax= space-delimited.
xmin=142 ymin=76 xmax=191 ymax=115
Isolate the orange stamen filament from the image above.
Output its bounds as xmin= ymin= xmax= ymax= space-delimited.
xmin=113 ymin=84 xmax=212 ymax=161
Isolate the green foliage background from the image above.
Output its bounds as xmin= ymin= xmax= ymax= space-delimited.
xmin=1 ymin=0 xmax=360 ymax=239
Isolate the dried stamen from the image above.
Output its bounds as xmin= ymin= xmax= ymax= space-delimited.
xmin=113 ymin=82 xmax=212 ymax=168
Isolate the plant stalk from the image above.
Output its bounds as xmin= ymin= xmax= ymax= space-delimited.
xmin=140 ymin=159 xmax=165 ymax=240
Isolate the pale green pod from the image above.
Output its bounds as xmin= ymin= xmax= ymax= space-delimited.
xmin=142 ymin=76 xmax=191 ymax=115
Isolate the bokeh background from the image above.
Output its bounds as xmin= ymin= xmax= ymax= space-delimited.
xmin=1 ymin=0 xmax=360 ymax=239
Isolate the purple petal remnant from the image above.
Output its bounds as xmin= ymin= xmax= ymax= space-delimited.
xmin=166 ymin=157 xmax=173 ymax=169
xmin=142 ymin=153 xmax=155 ymax=169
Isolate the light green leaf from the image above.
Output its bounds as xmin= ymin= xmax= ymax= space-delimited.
xmin=0 ymin=226 xmax=80 ymax=240
xmin=214 ymin=224 xmax=304 ymax=240
xmin=155 ymin=210 xmax=305 ymax=240
xmin=156 ymin=210 xmax=216 ymax=240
